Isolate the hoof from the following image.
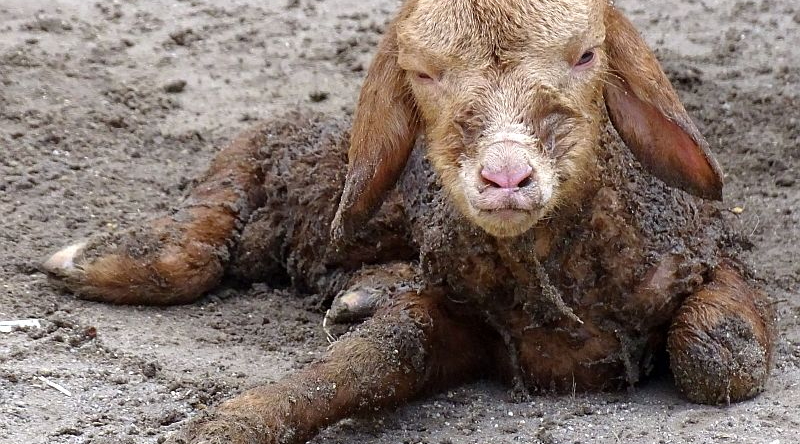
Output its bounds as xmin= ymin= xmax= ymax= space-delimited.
xmin=322 ymin=262 xmax=419 ymax=340
xmin=323 ymin=288 xmax=385 ymax=340
xmin=42 ymin=241 xmax=88 ymax=278
xmin=327 ymin=288 xmax=384 ymax=324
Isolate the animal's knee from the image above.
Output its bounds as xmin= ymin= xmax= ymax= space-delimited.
xmin=667 ymin=266 xmax=774 ymax=404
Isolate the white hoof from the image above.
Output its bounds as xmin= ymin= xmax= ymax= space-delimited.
xmin=325 ymin=289 xmax=382 ymax=324
xmin=42 ymin=241 xmax=87 ymax=276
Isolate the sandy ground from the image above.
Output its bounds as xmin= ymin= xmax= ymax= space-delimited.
xmin=1 ymin=0 xmax=798 ymax=443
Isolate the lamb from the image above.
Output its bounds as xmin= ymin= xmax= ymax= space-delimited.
xmin=42 ymin=0 xmax=776 ymax=443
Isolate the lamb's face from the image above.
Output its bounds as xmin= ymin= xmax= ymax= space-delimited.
xmin=334 ymin=0 xmax=721 ymax=245
xmin=397 ymin=0 xmax=607 ymax=237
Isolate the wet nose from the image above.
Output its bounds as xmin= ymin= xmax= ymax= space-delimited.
xmin=480 ymin=165 xmax=533 ymax=189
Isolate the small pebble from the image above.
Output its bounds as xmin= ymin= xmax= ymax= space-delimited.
xmin=164 ymin=80 xmax=187 ymax=93
xmin=309 ymin=91 xmax=329 ymax=102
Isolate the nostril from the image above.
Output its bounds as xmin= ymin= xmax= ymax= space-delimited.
xmin=481 ymin=175 xmax=502 ymax=189
xmin=480 ymin=166 xmax=533 ymax=189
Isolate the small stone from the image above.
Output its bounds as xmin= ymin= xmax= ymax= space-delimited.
xmin=105 ymin=116 xmax=127 ymax=129
xmin=169 ymin=29 xmax=197 ymax=46
xmin=141 ymin=361 xmax=160 ymax=378
xmin=309 ymin=91 xmax=329 ymax=102
xmin=159 ymin=410 xmax=184 ymax=426
xmin=164 ymin=80 xmax=187 ymax=93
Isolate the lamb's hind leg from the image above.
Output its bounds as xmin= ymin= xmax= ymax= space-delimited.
xmin=667 ymin=262 xmax=776 ymax=404
xmin=169 ymin=289 xmax=493 ymax=444
xmin=43 ymin=113 xmax=411 ymax=306
xmin=42 ymin=126 xmax=268 ymax=305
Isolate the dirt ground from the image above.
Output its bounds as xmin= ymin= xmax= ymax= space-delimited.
xmin=0 ymin=0 xmax=797 ymax=443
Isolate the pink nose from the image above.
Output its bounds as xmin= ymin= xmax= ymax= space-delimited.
xmin=480 ymin=165 xmax=533 ymax=189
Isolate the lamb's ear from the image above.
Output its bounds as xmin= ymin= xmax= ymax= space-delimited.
xmin=603 ymin=6 xmax=723 ymax=200
xmin=330 ymin=20 xmax=419 ymax=244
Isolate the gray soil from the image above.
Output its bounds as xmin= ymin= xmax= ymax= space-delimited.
xmin=1 ymin=0 xmax=797 ymax=443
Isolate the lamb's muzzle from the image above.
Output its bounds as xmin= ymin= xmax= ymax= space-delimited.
xmin=479 ymin=142 xmax=534 ymax=191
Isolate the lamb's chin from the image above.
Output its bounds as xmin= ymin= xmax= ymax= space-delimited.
xmin=470 ymin=208 xmax=539 ymax=238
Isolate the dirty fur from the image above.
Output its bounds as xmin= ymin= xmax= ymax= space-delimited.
xmin=398 ymin=118 xmax=764 ymax=393
xmin=228 ymin=113 xmax=415 ymax=298
xmin=44 ymin=110 xmax=775 ymax=442
xmin=42 ymin=0 xmax=777 ymax=443
xmin=180 ymin=112 xmax=771 ymax=442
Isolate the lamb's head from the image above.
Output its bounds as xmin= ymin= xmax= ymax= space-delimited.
xmin=396 ymin=0 xmax=607 ymax=237
xmin=331 ymin=0 xmax=724 ymax=241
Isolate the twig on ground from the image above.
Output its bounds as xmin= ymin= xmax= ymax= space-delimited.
xmin=36 ymin=376 xmax=72 ymax=397
xmin=0 ymin=319 xmax=41 ymax=333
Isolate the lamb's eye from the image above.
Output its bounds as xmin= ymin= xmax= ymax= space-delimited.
xmin=414 ymin=71 xmax=434 ymax=82
xmin=575 ymin=50 xmax=595 ymax=68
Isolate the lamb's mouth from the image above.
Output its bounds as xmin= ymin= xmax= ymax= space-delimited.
xmin=469 ymin=206 xmax=541 ymax=238
xmin=478 ymin=207 xmax=533 ymax=218
xmin=475 ymin=206 xmax=541 ymax=228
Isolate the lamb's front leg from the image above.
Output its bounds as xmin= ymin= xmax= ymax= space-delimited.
xmin=667 ymin=262 xmax=776 ymax=404
xmin=169 ymin=289 xmax=492 ymax=444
